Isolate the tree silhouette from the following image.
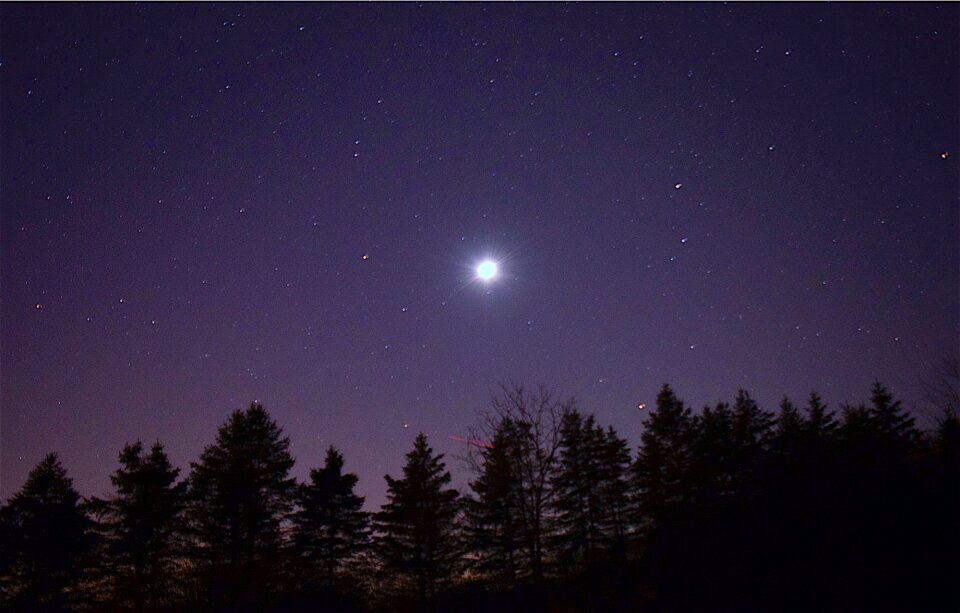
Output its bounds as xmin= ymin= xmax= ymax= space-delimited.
xmin=375 ymin=433 xmax=460 ymax=603
xmin=551 ymin=411 xmax=631 ymax=568
xmin=93 ymin=441 xmax=185 ymax=611
xmin=869 ymin=380 xmax=919 ymax=453
xmin=1 ymin=380 xmax=953 ymax=611
xmin=0 ymin=453 xmax=92 ymax=611
xmin=293 ymin=446 xmax=370 ymax=591
xmin=632 ymin=384 xmax=696 ymax=529
xmin=485 ymin=383 xmax=570 ymax=583
xmin=805 ymin=391 xmax=837 ymax=438
xmin=729 ymin=388 xmax=776 ymax=490
xmin=466 ymin=418 xmax=526 ymax=588
xmin=186 ymin=402 xmax=296 ymax=609
xmin=551 ymin=410 xmax=604 ymax=568
xmin=773 ymin=396 xmax=803 ymax=451
xmin=596 ymin=426 xmax=632 ymax=555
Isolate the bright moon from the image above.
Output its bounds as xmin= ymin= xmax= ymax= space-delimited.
xmin=477 ymin=260 xmax=498 ymax=281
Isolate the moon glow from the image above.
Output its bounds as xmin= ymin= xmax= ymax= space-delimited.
xmin=477 ymin=260 xmax=498 ymax=281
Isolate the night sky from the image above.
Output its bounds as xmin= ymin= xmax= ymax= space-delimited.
xmin=2 ymin=3 xmax=957 ymax=509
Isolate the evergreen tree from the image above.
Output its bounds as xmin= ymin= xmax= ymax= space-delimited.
xmin=551 ymin=412 xmax=632 ymax=567
xmin=632 ymin=384 xmax=696 ymax=529
xmin=486 ymin=384 xmax=569 ymax=583
xmin=689 ymin=400 xmax=736 ymax=506
xmin=95 ymin=441 xmax=185 ymax=611
xmin=839 ymin=401 xmax=871 ymax=441
xmin=466 ymin=419 xmax=526 ymax=587
xmin=729 ymin=389 xmax=775 ymax=483
xmin=551 ymin=410 xmax=604 ymax=567
xmin=0 ymin=453 xmax=92 ymax=611
xmin=186 ymin=402 xmax=296 ymax=609
xmin=805 ymin=391 xmax=837 ymax=438
xmin=597 ymin=426 xmax=632 ymax=555
xmin=772 ymin=396 xmax=804 ymax=457
xmin=376 ymin=433 xmax=460 ymax=603
xmin=868 ymin=381 xmax=918 ymax=453
xmin=293 ymin=446 xmax=369 ymax=590
xmin=775 ymin=396 xmax=803 ymax=435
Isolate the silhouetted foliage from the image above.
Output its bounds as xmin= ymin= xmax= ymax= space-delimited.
xmin=0 ymin=453 xmax=92 ymax=611
xmin=551 ymin=411 xmax=631 ymax=568
xmin=484 ymin=384 xmax=572 ymax=583
xmin=632 ymin=384 xmax=695 ymax=530
xmin=185 ymin=402 xmax=296 ymax=610
xmin=375 ymin=433 xmax=460 ymax=604
xmin=292 ymin=446 xmax=370 ymax=592
xmin=3 ymin=381 xmax=956 ymax=612
xmin=465 ymin=419 xmax=527 ymax=588
xmin=91 ymin=441 xmax=185 ymax=611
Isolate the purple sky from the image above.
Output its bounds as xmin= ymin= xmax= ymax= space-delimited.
xmin=2 ymin=3 xmax=957 ymax=510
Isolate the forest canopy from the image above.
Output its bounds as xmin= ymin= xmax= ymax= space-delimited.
xmin=1 ymin=382 xmax=957 ymax=612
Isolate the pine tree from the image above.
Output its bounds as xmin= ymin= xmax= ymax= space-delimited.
xmin=466 ymin=419 xmax=526 ymax=587
xmin=0 ymin=453 xmax=92 ymax=610
xmin=186 ymin=402 xmax=296 ymax=608
xmin=551 ymin=412 xmax=632 ymax=567
xmin=730 ymin=389 xmax=775 ymax=475
xmin=551 ymin=410 xmax=604 ymax=567
xmin=840 ymin=401 xmax=871 ymax=439
xmin=868 ymin=381 xmax=918 ymax=453
xmin=805 ymin=391 xmax=837 ymax=438
xmin=632 ymin=384 xmax=696 ymax=530
xmin=597 ymin=426 xmax=632 ymax=555
xmin=293 ymin=446 xmax=369 ymax=590
xmin=776 ymin=396 xmax=803 ymax=434
xmin=772 ymin=396 xmax=804 ymax=458
xmin=95 ymin=441 xmax=185 ymax=611
xmin=375 ymin=433 xmax=460 ymax=603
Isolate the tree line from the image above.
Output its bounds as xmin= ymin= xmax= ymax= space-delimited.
xmin=1 ymin=381 xmax=957 ymax=612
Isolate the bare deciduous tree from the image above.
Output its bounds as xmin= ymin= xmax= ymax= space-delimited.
xmin=462 ymin=383 xmax=573 ymax=583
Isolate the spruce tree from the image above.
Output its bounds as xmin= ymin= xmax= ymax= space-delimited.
xmin=466 ymin=419 xmax=526 ymax=587
xmin=186 ymin=402 xmax=296 ymax=608
xmin=551 ymin=410 xmax=604 ymax=567
xmin=375 ymin=433 xmax=460 ymax=603
xmin=730 ymin=389 xmax=775 ymax=479
xmin=597 ymin=426 xmax=632 ymax=554
xmin=293 ymin=446 xmax=369 ymax=590
xmin=805 ymin=391 xmax=837 ymax=438
xmin=0 ymin=453 xmax=92 ymax=610
xmin=551 ymin=412 xmax=632 ymax=567
xmin=632 ymin=384 xmax=696 ymax=529
xmin=868 ymin=381 xmax=918 ymax=453
xmin=96 ymin=441 xmax=185 ymax=611
xmin=772 ymin=396 xmax=804 ymax=458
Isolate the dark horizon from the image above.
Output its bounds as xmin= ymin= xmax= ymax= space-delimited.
xmin=2 ymin=3 xmax=957 ymax=513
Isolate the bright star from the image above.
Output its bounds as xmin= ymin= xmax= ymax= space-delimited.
xmin=477 ymin=260 xmax=498 ymax=281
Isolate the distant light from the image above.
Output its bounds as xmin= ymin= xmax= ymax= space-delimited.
xmin=637 ymin=403 xmax=646 ymax=410
xmin=941 ymin=151 xmax=950 ymax=160
xmin=477 ymin=260 xmax=498 ymax=281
